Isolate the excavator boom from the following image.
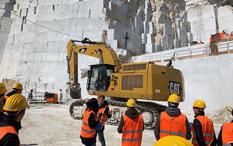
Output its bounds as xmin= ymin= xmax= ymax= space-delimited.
xmin=66 ymin=38 xmax=121 ymax=98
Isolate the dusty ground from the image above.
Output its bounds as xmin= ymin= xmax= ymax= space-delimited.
xmin=19 ymin=104 xmax=155 ymax=146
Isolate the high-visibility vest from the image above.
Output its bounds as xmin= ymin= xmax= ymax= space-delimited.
xmin=222 ymin=122 xmax=233 ymax=145
xmin=80 ymin=110 xmax=96 ymax=138
xmin=122 ymin=114 xmax=143 ymax=146
xmin=0 ymin=126 xmax=19 ymax=145
xmin=159 ymin=111 xmax=187 ymax=138
xmin=97 ymin=106 xmax=107 ymax=126
xmin=192 ymin=116 xmax=214 ymax=146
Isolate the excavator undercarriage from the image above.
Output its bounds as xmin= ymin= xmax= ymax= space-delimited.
xmin=69 ymin=98 xmax=166 ymax=130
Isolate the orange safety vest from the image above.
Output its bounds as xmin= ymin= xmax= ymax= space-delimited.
xmin=80 ymin=110 xmax=96 ymax=138
xmin=222 ymin=122 xmax=233 ymax=145
xmin=159 ymin=111 xmax=187 ymax=138
xmin=122 ymin=114 xmax=143 ymax=146
xmin=97 ymin=106 xmax=108 ymax=126
xmin=192 ymin=116 xmax=214 ymax=146
xmin=0 ymin=126 xmax=19 ymax=145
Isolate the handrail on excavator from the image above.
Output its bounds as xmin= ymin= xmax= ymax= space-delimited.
xmin=71 ymin=38 xmax=105 ymax=44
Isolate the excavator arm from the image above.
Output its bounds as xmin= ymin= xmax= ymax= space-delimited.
xmin=66 ymin=38 xmax=121 ymax=98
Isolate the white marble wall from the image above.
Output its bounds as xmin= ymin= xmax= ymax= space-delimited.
xmin=175 ymin=54 xmax=233 ymax=113
xmin=0 ymin=0 xmax=146 ymax=94
xmin=0 ymin=0 xmax=12 ymax=63
xmin=218 ymin=6 xmax=233 ymax=34
xmin=187 ymin=4 xmax=233 ymax=43
xmin=0 ymin=0 xmax=233 ymax=97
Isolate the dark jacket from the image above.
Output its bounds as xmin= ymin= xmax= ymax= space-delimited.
xmin=117 ymin=107 xmax=144 ymax=133
xmin=0 ymin=113 xmax=3 ymax=123
xmin=5 ymin=90 xmax=17 ymax=98
xmin=155 ymin=107 xmax=191 ymax=140
xmin=80 ymin=110 xmax=99 ymax=146
xmin=28 ymin=92 xmax=33 ymax=100
xmin=217 ymin=120 xmax=233 ymax=146
xmin=0 ymin=115 xmax=21 ymax=146
xmin=193 ymin=111 xmax=217 ymax=146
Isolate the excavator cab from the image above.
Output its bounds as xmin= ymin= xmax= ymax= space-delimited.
xmin=87 ymin=64 xmax=114 ymax=91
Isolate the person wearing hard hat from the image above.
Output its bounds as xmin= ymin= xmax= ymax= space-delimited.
xmin=96 ymin=95 xmax=112 ymax=146
xmin=217 ymin=109 xmax=233 ymax=146
xmin=8 ymin=82 xmax=23 ymax=95
xmin=154 ymin=94 xmax=191 ymax=140
xmin=153 ymin=135 xmax=193 ymax=146
xmin=80 ymin=98 xmax=100 ymax=146
xmin=0 ymin=94 xmax=28 ymax=146
xmin=4 ymin=82 xmax=23 ymax=102
xmin=118 ymin=99 xmax=144 ymax=146
xmin=0 ymin=83 xmax=7 ymax=121
xmin=192 ymin=99 xmax=216 ymax=146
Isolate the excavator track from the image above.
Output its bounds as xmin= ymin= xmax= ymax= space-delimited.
xmin=69 ymin=99 xmax=167 ymax=130
xmin=69 ymin=99 xmax=86 ymax=120
xmin=136 ymin=101 xmax=166 ymax=129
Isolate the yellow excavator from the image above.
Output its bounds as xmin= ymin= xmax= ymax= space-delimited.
xmin=67 ymin=38 xmax=184 ymax=129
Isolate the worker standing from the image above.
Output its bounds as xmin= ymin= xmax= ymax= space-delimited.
xmin=192 ymin=99 xmax=216 ymax=146
xmin=27 ymin=89 xmax=33 ymax=104
xmin=217 ymin=109 xmax=233 ymax=146
xmin=154 ymin=94 xmax=191 ymax=140
xmin=0 ymin=83 xmax=7 ymax=121
xmin=118 ymin=99 xmax=144 ymax=146
xmin=80 ymin=98 xmax=99 ymax=146
xmin=96 ymin=95 xmax=112 ymax=146
xmin=0 ymin=94 xmax=28 ymax=146
xmin=58 ymin=89 xmax=63 ymax=104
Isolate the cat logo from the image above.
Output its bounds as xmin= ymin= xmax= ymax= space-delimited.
xmin=169 ymin=81 xmax=181 ymax=95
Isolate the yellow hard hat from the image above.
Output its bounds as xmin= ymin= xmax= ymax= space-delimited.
xmin=167 ymin=94 xmax=181 ymax=104
xmin=0 ymin=83 xmax=7 ymax=95
xmin=193 ymin=99 xmax=206 ymax=109
xmin=3 ymin=94 xmax=28 ymax=112
xmin=13 ymin=82 xmax=23 ymax=90
xmin=126 ymin=99 xmax=136 ymax=107
xmin=153 ymin=136 xmax=193 ymax=146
